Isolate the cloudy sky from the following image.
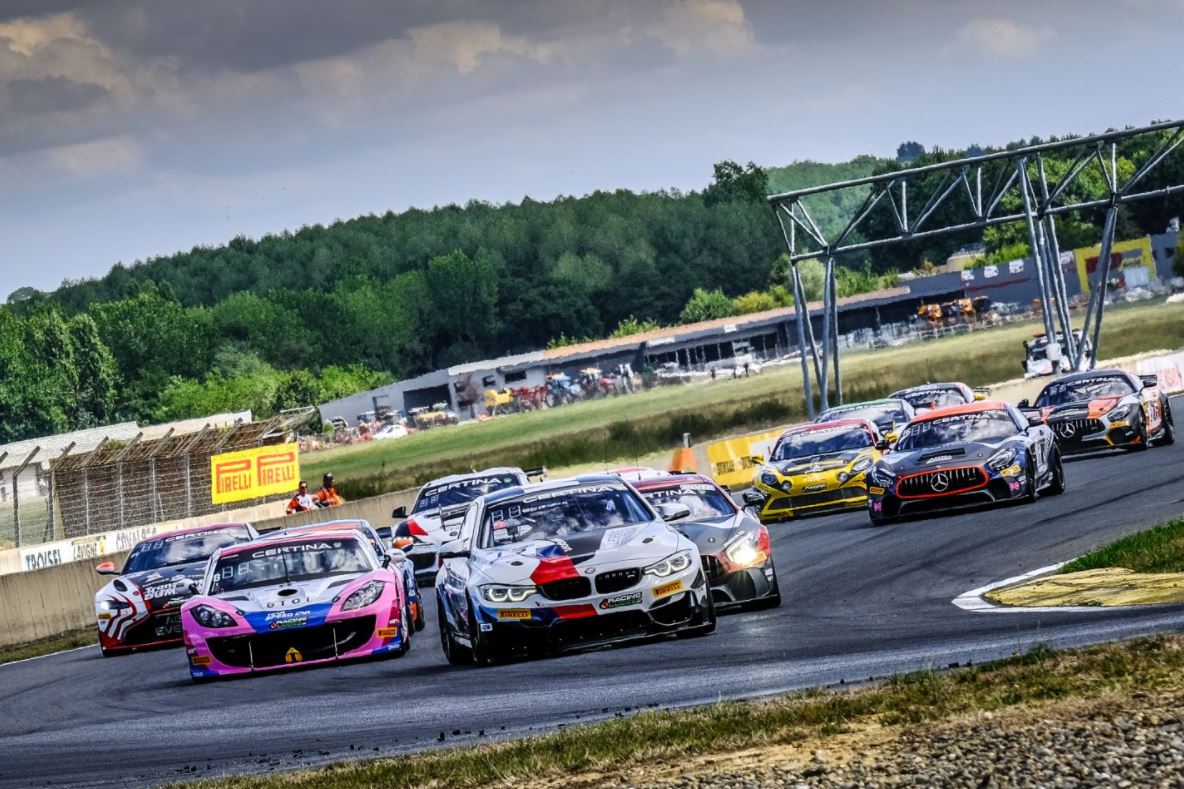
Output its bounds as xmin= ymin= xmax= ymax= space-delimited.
xmin=0 ymin=0 xmax=1179 ymax=293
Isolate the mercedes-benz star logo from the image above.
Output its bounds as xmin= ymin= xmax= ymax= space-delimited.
xmin=1056 ymin=422 xmax=1077 ymax=438
xmin=930 ymin=472 xmax=950 ymax=492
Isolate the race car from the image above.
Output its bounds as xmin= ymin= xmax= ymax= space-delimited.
xmin=435 ymin=474 xmax=714 ymax=665
xmin=815 ymin=398 xmax=916 ymax=438
xmin=94 ymin=523 xmax=258 ymax=656
xmin=747 ymin=419 xmax=884 ymax=523
xmin=392 ymin=467 xmax=538 ymax=579
xmin=889 ymin=381 xmax=984 ymax=414
xmin=865 ymin=401 xmax=1063 ymax=525
xmin=633 ymin=473 xmax=780 ymax=611
xmin=264 ymin=519 xmax=424 ymax=632
xmin=1020 ymin=369 xmax=1175 ymax=454
xmin=182 ymin=530 xmax=410 ymax=680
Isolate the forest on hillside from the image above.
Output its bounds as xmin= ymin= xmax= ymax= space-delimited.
xmin=2 ymin=129 xmax=1181 ymax=444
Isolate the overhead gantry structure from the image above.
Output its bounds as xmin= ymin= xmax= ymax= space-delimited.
xmin=769 ymin=120 xmax=1184 ymax=418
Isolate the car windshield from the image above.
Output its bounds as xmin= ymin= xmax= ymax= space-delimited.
xmin=771 ymin=425 xmax=872 ymax=461
xmin=895 ymin=410 xmax=1018 ymax=451
xmin=819 ymin=403 xmax=907 ymax=430
xmin=123 ymin=527 xmax=250 ymax=574
xmin=1035 ymin=375 xmax=1134 ymax=406
xmin=896 ymin=387 xmax=967 ymax=409
xmin=480 ymin=483 xmax=653 ymax=547
xmin=208 ymin=537 xmax=373 ymax=593
xmin=284 ymin=525 xmax=383 ymax=558
xmin=413 ymin=473 xmax=520 ymax=513
xmin=640 ymin=482 xmax=735 ymax=520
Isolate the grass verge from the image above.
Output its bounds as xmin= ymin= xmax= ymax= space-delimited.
xmin=1061 ymin=518 xmax=1184 ymax=574
xmin=0 ymin=627 xmax=94 ymax=666
xmin=180 ymin=635 xmax=1184 ymax=789
xmin=308 ymin=299 xmax=1184 ymax=499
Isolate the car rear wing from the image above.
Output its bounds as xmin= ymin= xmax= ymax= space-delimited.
xmin=523 ymin=466 xmax=547 ymax=481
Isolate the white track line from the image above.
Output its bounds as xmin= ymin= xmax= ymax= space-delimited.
xmin=0 ymin=643 xmax=95 ymax=669
xmin=949 ymin=561 xmax=1154 ymax=614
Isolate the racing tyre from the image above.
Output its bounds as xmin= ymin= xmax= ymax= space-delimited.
xmin=1044 ymin=449 xmax=1065 ymax=496
xmin=676 ymin=592 xmax=716 ymax=639
xmin=438 ymin=597 xmax=473 ymax=667
xmin=1023 ymin=452 xmax=1039 ymax=503
xmin=414 ymin=599 xmax=426 ymax=632
xmin=1127 ymin=413 xmax=1150 ymax=452
xmin=467 ymin=599 xmax=503 ymax=666
xmin=749 ymin=571 xmax=782 ymax=610
xmin=1158 ymin=404 xmax=1175 ymax=447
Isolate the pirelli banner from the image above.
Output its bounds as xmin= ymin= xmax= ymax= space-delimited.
xmin=210 ymin=443 xmax=300 ymax=505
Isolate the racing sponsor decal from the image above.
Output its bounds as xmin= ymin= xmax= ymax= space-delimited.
xmin=802 ymin=483 xmax=827 ymax=493
xmin=210 ymin=442 xmax=300 ymax=505
xmin=497 ymin=609 xmax=532 ymax=620
xmin=285 ymin=647 xmax=303 ymax=663
xmin=248 ymin=541 xmax=334 ymax=559
xmin=653 ymin=579 xmax=684 ymax=598
xmin=191 ymin=654 xmax=212 ymax=667
xmin=377 ymin=627 xmax=398 ymax=637
xmin=869 ymin=486 xmax=885 ymax=495
xmin=1000 ymin=464 xmax=1022 ymax=477
xmin=599 ymin=591 xmax=643 ymax=610
xmin=600 ymin=526 xmax=641 ymax=549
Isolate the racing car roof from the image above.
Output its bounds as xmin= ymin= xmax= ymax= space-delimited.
xmin=224 ymin=529 xmax=366 ymax=556
xmin=418 ymin=467 xmax=527 ymax=488
xmin=480 ymin=473 xmax=629 ymax=506
xmin=891 ymin=381 xmax=970 ymax=395
xmin=912 ymin=400 xmax=1009 ymax=422
xmin=632 ymin=473 xmax=718 ymax=491
xmin=1045 ymin=368 xmax=1132 ymax=385
xmin=822 ymin=398 xmax=909 ymax=410
xmin=779 ymin=418 xmax=877 ymax=436
xmin=145 ymin=522 xmax=252 ymax=542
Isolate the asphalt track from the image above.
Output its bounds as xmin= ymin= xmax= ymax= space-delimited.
xmin=3 ymin=398 xmax=1184 ymax=789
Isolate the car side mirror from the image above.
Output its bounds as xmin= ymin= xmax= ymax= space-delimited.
xmin=1027 ymin=414 xmax=1045 ymax=427
xmin=1140 ymin=374 xmax=1158 ymax=390
xmin=1018 ymin=399 xmax=1030 ymax=409
xmin=187 ymin=582 xmax=200 ymax=595
xmin=380 ymin=554 xmax=392 ymax=569
xmin=749 ymin=454 xmax=765 ymax=466
xmin=741 ymin=489 xmax=765 ymax=507
xmin=96 ymin=561 xmax=118 ymax=576
xmin=874 ymin=439 xmax=890 ymax=451
xmin=391 ymin=505 xmax=407 ymax=519
xmin=438 ymin=549 xmax=470 ymax=560
xmin=654 ymin=502 xmax=692 ymax=522
xmin=386 ymin=548 xmax=407 ymax=563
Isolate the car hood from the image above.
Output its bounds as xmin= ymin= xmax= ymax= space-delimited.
xmin=1041 ymin=395 xmax=1131 ymax=420
xmin=772 ymin=450 xmax=867 ymax=476
xmin=884 ymin=439 xmax=1012 ymax=473
xmin=675 ymin=514 xmax=746 ymax=554
xmin=106 ymin=561 xmax=209 ymax=610
xmin=471 ymin=520 xmax=686 ymax=584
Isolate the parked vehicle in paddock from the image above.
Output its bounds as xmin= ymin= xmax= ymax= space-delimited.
xmin=746 ymin=419 xmax=884 ymax=524
xmin=890 ymin=381 xmax=984 ymax=414
xmin=815 ymin=398 xmax=916 ymax=438
xmin=183 ymin=531 xmax=409 ymax=680
xmin=1021 ymin=369 xmax=1174 ymax=454
xmin=435 ymin=475 xmax=715 ymax=665
xmin=94 ymin=523 xmax=258 ymax=657
xmin=866 ymin=401 xmax=1063 ymax=525
xmin=263 ymin=519 xmax=424 ymax=632
xmin=392 ymin=467 xmax=542 ymax=579
xmin=633 ymin=474 xmax=780 ymax=611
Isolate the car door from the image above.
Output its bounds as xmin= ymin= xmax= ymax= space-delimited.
xmin=439 ymin=501 xmax=479 ymax=632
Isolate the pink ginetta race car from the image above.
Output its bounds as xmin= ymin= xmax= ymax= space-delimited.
xmin=182 ymin=530 xmax=409 ymax=681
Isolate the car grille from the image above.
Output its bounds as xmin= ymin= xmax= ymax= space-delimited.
xmin=791 ymin=487 xmax=864 ymax=508
xmin=538 ymin=577 xmax=591 ymax=601
xmin=1050 ymin=417 xmax=1105 ymax=442
xmin=123 ymin=612 xmax=183 ymax=645
xmin=701 ymin=555 xmax=727 ymax=582
xmin=207 ymin=616 xmax=375 ymax=668
xmin=594 ymin=568 xmax=640 ymax=594
xmin=898 ymin=466 xmax=986 ymax=498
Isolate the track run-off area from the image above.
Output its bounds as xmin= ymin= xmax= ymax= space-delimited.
xmin=3 ymin=397 xmax=1183 ymax=789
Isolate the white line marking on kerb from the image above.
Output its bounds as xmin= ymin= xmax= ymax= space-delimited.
xmin=954 ymin=562 xmax=1158 ymax=614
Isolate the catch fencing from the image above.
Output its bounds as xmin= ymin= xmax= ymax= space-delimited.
xmin=0 ymin=410 xmax=312 ymax=551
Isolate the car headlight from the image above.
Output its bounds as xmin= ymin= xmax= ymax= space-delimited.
xmin=192 ymin=604 xmax=237 ymax=628
xmin=851 ymin=456 xmax=873 ymax=474
xmin=645 ymin=550 xmax=694 ymax=578
xmin=98 ymin=598 xmax=132 ymax=612
xmin=987 ymin=448 xmax=1016 ymax=472
xmin=869 ymin=464 xmax=896 ymax=486
xmin=837 ymin=472 xmax=850 ymax=484
xmin=480 ymin=585 xmax=536 ymax=603
xmin=342 ymin=580 xmax=386 ymax=611
xmin=759 ymin=471 xmax=779 ymax=488
xmin=1106 ymin=403 xmax=1134 ymax=420
xmin=724 ymin=533 xmax=767 ymax=568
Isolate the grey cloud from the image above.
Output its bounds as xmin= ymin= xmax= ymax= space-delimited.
xmin=3 ymin=75 xmax=107 ymax=115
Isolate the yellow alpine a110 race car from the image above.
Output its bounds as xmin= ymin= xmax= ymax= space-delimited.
xmin=745 ymin=419 xmax=885 ymax=524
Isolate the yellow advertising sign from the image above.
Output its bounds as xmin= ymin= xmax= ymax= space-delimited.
xmin=1073 ymin=236 xmax=1153 ymax=293
xmin=705 ymin=428 xmax=784 ymax=489
xmin=210 ymin=442 xmax=300 ymax=505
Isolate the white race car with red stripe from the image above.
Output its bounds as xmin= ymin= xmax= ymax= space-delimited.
xmin=435 ymin=475 xmax=715 ymax=665
xmin=94 ymin=523 xmax=258 ymax=656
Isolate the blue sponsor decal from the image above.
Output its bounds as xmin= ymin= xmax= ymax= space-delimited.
xmin=244 ymin=601 xmax=333 ymax=633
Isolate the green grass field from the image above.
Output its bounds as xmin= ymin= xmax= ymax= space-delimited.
xmin=1061 ymin=518 xmax=1184 ymax=575
xmin=308 ymin=299 xmax=1184 ymax=498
